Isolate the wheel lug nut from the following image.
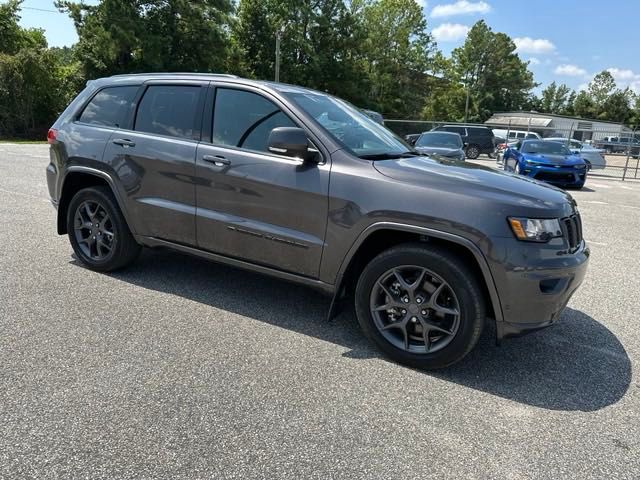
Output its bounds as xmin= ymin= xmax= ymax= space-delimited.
xmin=403 ymin=298 xmax=409 ymax=303
xmin=416 ymin=298 xmax=422 ymax=304
xmin=421 ymin=310 xmax=427 ymax=315
xmin=411 ymin=317 xmax=417 ymax=322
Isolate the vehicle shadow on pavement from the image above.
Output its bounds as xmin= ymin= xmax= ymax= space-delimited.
xmin=96 ymin=248 xmax=631 ymax=413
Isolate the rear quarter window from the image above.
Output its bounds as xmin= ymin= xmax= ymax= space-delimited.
xmin=77 ymin=86 xmax=139 ymax=128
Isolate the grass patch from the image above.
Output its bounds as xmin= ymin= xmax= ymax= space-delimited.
xmin=0 ymin=139 xmax=47 ymax=144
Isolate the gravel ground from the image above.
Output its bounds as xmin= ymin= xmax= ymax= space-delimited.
xmin=1 ymin=144 xmax=639 ymax=479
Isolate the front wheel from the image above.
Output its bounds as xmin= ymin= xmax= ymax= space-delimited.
xmin=355 ymin=244 xmax=485 ymax=369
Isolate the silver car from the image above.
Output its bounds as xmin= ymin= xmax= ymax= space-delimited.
xmin=546 ymin=138 xmax=606 ymax=170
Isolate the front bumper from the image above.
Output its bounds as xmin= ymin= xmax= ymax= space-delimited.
xmin=492 ymin=238 xmax=590 ymax=339
xmin=522 ymin=164 xmax=587 ymax=187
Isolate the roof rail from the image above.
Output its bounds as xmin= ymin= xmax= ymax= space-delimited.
xmin=109 ymin=72 xmax=240 ymax=78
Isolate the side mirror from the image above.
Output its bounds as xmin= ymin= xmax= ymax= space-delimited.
xmin=463 ymin=142 xmax=469 ymax=148
xmin=268 ymin=127 xmax=318 ymax=162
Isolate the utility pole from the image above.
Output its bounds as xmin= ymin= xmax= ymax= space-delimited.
xmin=275 ymin=26 xmax=285 ymax=82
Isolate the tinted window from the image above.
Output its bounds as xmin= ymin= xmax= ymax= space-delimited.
xmin=521 ymin=141 xmax=571 ymax=155
xmin=135 ymin=85 xmax=201 ymax=139
xmin=78 ymin=86 xmax=138 ymax=128
xmin=516 ymin=132 xmax=525 ymax=139
xmin=444 ymin=126 xmax=466 ymax=135
xmin=468 ymin=127 xmax=492 ymax=137
xmin=416 ymin=132 xmax=462 ymax=148
xmin=213 ymin=88 xmax=296 ymax=152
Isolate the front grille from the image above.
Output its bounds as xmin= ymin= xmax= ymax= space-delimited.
xmin=535 ymin=171 xmax=576 ymax=183
xmin=562 ymin=214 xmax=583 ymax=251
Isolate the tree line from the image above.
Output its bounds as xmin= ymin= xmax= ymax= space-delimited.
xmin=1 ymin=0 xmax=639 ymax=139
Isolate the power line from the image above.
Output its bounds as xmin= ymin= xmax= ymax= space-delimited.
xmin=21 ymin=6 xmax=59 ymax=13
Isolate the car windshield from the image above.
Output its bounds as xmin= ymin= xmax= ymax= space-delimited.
xmin=416 ymin=132 xmax=462 ymax=148
xmin=283 ymin=90 xmax=411 ymax=159
xmin=521 ymin=141 xmax=571 ymax=155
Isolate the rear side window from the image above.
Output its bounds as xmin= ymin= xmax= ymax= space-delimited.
xmin=135 ymin=85 xmax=201 ymax=139
xmin=212 ymin=88 xmax=296 ymax=153
xmin=78 ymin=86 xmax=139 ymax=128
xmin=469 ymin=127 xmax=492 ymax=137
xmin=444 ymin=126 xmax=466 ymax=135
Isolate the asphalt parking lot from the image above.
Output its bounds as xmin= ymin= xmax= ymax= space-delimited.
xmin=1 ymin=144 xmax=639 ymax=479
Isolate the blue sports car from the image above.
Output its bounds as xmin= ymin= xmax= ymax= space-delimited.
xmin=503 ymin=139 xmax=588 ymax=189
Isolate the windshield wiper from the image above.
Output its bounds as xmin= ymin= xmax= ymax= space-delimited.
xmin=358 ymin=151 xmax=418 ymax=160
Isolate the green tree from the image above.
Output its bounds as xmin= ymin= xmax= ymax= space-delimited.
xmin=360 ymin=0 xmax=437 ymax=117
xmin=588 ymin=70 xmax=616 ymax=111
xmin=539 ymin=82 xmax=573 ymax=114
xmin=233 ymin=0 xmax=369 ymax=105
xmin=56 ymin=0 xmax=235 ymax=78
xmin=0 ymin=0 xmax=78 ymax=138
xmin=434 ymin=20 xmax=536 ymax=122
xmin=572 ymin=90 xmax=595 ymax=119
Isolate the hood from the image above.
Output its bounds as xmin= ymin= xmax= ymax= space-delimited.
xmin=372 ymin=155 xmax=576 ymax=218
xmin=415 ymin=146 xmax=462 ymax=157
xmin=521 ymin=152 xmax=585 ymax=166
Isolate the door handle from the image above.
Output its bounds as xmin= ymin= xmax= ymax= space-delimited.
xmin=202 ymin=154 xmax=231 ymax=166
xmin=112 ymin=138 xmax=136 ymax=147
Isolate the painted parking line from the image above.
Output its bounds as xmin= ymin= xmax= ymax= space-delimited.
xmin=582 ymin=200 xmax=609 ymax=205
xmin=587 ymin=182 xmax=611 ymax=189
xmin=585 ymin=240 xmax=608 ymax=246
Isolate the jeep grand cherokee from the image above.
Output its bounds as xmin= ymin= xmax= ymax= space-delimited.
xmin=46 ymin=73 xmax=589 ymax=369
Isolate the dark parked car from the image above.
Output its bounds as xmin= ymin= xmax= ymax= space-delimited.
xmin=414 ymin=132 xmax=465 ymax=161
xmin=46 ymin=73 xmax=589 ymax=369
xmin=431 ymin=124 xmax=495 ymax=159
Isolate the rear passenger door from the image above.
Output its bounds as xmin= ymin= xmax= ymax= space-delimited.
xmin=102 ymin=81 xmax=206 ymax=246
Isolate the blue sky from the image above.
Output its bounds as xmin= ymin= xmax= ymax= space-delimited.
xmin=16 ymin=0 xmax=640 ymax=93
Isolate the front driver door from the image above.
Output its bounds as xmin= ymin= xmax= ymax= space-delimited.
xmin=194 ymin=85 xmax=330 ymax=278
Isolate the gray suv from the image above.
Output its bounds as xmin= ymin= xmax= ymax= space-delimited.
xmin=46 ymin=73 xmax=589 ymax=369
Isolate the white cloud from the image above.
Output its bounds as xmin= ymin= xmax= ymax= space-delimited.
xmin=528 ymin=57 xmax=540 ymax=65
xmin=417 ymin=0 xmax=428 ymax=6
xmin=577 ymin=83 xmax=589 ymax=92
xmin=607 ymin=67 xmax=640 ymax=92
xmin=432 ymin=23 xmax=470 ymax=42
xmin=431 ymin=0 xmax=491 ymax=18
xmin=554 ymin=64 xmax=587 ymax=77
xmin=513 ymin=37 xmax=556 ymax=54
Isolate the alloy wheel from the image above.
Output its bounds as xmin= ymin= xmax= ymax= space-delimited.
xmin=369 ymin=266 xmax=461 ymax=354
xmin=73 ymin=200 xmax=115 ymax=261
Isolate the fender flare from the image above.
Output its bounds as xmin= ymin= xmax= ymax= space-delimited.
xmin=328 ymin=222 xmax=503 ymax=324
xmin=58 ymin=166 xmax=134 ymax=235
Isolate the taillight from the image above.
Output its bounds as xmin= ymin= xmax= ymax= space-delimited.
xmin=47 ymin=128 xmax=57 ymax=144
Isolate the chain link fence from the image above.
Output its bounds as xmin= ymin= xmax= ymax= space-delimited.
xmin=384 ymin=119 xmax=640 ymax=181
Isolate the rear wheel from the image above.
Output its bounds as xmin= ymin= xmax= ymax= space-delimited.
xmin=67 ymin=186 xmax=140 ymax=272
xmin=465 ymin=145 xmax=480 ymax=159
xmin=355 ymin=244 xmax=485 ymax=369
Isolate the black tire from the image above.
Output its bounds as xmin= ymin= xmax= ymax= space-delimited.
xmin=355 ymin=243 xmax=485 ymax=369
xmin=465 ymin=145 xmax=480 ymax=159
xmin=67 ymin=186 xmax=140 ymax=272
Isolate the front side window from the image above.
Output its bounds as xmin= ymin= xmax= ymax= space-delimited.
xmin=78 ymin=86 xmax=139 ymax=128
xmin=135 ymin=85 xmax=201 ymax=139
xmin=212 ymin=88 xmax=296 ymax=153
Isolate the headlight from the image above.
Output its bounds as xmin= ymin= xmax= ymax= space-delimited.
xmin=508 ymin=217 xmax=563 ymax=242
xmin=575 ymin=164 xmax=586 ymax=169
xmin=525 ymin=160 xmax=542 ymax=166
